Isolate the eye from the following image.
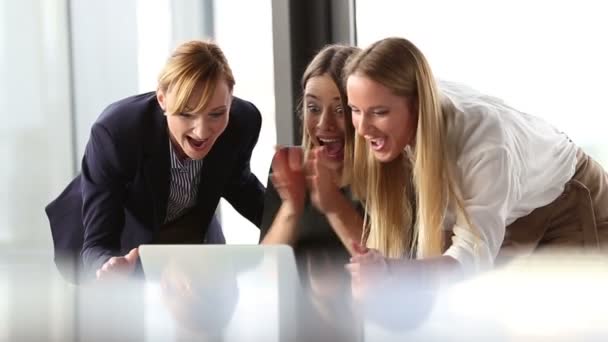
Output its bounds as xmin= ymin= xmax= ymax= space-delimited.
xmin=373 ymin=109 xmax=388 ymax=116
xmin=307 ymin=105 xmax=321 ymax=114
xmin=179 ymin=112 xmax=193 ymax=118
xmin=335 ymin=106 xmax=344 ymax=115
xmin=209 ymin=111 xmax=226 ymax=118
xmin=350 ymin=107 xmax=360 ymax=115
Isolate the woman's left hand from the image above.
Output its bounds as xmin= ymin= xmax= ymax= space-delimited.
xmin=346 ymin=242 xmax=391 ymax=303
xmin=305 ymin=147 xmax=343 ymax=214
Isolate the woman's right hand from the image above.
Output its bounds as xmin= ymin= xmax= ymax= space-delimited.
xmin=271 ymin=146 xmax=307 ymax=214
xmin=96 ymin=247 xmax=139 ymax=281
xmin=346 ymin=242 xmax=391 ymax=303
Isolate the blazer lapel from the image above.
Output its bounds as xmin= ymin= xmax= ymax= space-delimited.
xmin=192 ymin=135 xmax=227 ymax=234
xmin=143 ymin=105 xmax=170 ymax=228
xmin=195 ymin=142 xmax=221 ymax=209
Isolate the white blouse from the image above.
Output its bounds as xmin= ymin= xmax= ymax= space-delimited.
xmin=438 ymin=81 xmax=578 ymax=274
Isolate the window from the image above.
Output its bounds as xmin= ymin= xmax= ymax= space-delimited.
xmin=0 ymin=0 xmax=73 ymax=248
xmin=214 ymin=0 xmax=276 ymax=243
xmin=356 ymin=0 xmax=608 ymax=166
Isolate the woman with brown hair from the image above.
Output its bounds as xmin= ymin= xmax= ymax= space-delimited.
xmin=260 ymin=44 xmax=364 ymax=341
xmin=260 ymin=44 xmax=363 ymax=256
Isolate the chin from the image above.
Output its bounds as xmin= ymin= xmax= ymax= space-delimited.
xmin=184 ymin=146 xmax=209 ymax=160
xmin=187 ymin=151 xmax=208 ymax=160
xmin=373 ymin=150 xmax=399 ymax=163
xmin=326 ymin=159 xmax=344 ymax=171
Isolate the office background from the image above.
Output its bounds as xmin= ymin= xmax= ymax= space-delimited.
xmin=1 ymin=0 xmax=607 ymax=340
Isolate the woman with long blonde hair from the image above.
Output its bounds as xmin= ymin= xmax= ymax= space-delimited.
xmin=345 ymin=37 xmax=608 ymax=295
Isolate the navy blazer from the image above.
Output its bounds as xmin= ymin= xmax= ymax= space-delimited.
xmin=46 ymin=92 xmax=265 ymax=280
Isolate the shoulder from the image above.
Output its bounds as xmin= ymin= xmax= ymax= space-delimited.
xmin=94 ymin=92 xmax=162 ymax=133
xmin=228 ymin=96 xmax=262 ymax=132
xmin=219 ymin=97 xmax=263 ymax=147
xmin=441 ymin=81 xmax=511 ymax=157
xmin=87 ymin=92 xmax=164 ymax=167
xmin=91 ymin=92 xmax=163 ymax=145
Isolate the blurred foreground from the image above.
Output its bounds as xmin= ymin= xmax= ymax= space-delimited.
xmin=1 ymin=248 xmax=607 ymax=341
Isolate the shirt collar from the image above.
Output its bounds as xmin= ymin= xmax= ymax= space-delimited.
xmin=169 ymin=139 xmax=204 ymax=169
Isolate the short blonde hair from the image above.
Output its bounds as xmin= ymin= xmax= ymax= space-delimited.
xmin=158 ymin=40 xmax=235 ymax=115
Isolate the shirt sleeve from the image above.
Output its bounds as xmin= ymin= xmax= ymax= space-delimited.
xmin=443 ymin=146 xmax=521 ymax=274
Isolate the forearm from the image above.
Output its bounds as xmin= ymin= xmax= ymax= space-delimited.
xmin=260 ymin=203 xmax=301 ymax=246
xmin=80 ymin=206 xmax=123 ymax=273
xmin=325 ymin=194 xmax=364 ymax=256
xmin=81 ymin=245 xmax=114 ymax=274
xmin=386 ymin=255 xmax=464 ymax=289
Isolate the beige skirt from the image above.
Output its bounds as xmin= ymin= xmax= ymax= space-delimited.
xmin=498 ymin=148 xmax=608 ymax=260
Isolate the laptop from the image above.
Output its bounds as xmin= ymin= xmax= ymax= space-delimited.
xmin=139 ymin=244 xmax=298 ymax=341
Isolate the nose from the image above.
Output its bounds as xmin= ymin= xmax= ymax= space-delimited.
xmin=192 ymin=116 xmax=207 ymax=138
xmin=354 ymin=112 xmax=370 ymax=135
xmin=317 ymin=108 xmax=336 ymax=131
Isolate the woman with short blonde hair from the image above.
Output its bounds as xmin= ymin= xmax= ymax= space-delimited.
xmin=47 ymin=40 xmax=265 ymax=282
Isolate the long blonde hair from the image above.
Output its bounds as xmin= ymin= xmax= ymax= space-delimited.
xmin=345 ymin=37 xmax=471 ymax=259
xmin=157 ymin=40 xmax=235 ymax=116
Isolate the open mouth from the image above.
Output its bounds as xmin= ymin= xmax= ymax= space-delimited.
xmin=368 ymin=137 xmax=386 ymax=151
xmin=187 ymin=136 xmax=209 ymax=151
xmin=317 ymin=136 xmax=344 ymax=160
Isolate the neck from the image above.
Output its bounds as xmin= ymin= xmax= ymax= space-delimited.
xmin=169 ymin=134 xmax=189 ymax=161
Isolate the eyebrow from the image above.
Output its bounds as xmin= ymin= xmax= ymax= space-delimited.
xmin=208 ymin=105 xmax=227 ymax=112
xmin=347 ymin=104 xmax=387 ymax=111
xmin=183 ymin=105 xmax=227 ymax=113
xmin=305 ymin=94 xmax=341 ymax=101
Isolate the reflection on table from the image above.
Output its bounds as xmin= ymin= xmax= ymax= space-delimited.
xmin=2 ymin=249 xmax=608 ymax=341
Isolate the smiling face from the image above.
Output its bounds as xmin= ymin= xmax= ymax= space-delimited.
xmin=157 ymin=80 xmax=232 ymax=160
xmin=347 ymin=73 xmax=418 ymax=163
xmin=304 ymin=74 xmax=346 ymax=170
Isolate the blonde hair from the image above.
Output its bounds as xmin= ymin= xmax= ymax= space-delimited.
xmin=299 ymin=44 xmax=360 ymax=184
xmin=158 ymin=40 xmax=235 ymax=115
xmin=345 ymin=37 xmax=472 ymax=259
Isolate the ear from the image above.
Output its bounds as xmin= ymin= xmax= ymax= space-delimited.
xmin=156 ymin=88 xmax=166 ymax=111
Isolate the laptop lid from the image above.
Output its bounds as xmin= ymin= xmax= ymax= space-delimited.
xmin=139 ymin=244 xmax=298 ymax=341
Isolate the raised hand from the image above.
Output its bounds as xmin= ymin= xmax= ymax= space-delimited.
xmin=305 ymin=147 xmax=343 ymax=214
xmin=96 ymin=247 xmax=139 ymax=280
xmin=270 ymin=146 xmax=307 ymax=214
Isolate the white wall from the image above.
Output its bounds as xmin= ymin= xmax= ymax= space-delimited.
xmin=356 ymin=0 xmax=608 ymax=166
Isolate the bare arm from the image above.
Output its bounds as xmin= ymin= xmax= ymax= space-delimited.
xmin=386 ymin=255 xmax=464 ymax=288
xmin=260 ymin=147 xmax=307 ymax=246
xmin=307 ymin=147 xmax=364 ymax=256
xmin=260 ymin=203 xmax=302 ymax=246
xmin=324 ymin=192 xmax=363 ymax=256
xmin=348 ymin=244 xmax=464 ymax=299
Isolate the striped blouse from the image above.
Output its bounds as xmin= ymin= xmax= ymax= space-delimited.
xmin=163 ymin=140 xmax=205 ymax=224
